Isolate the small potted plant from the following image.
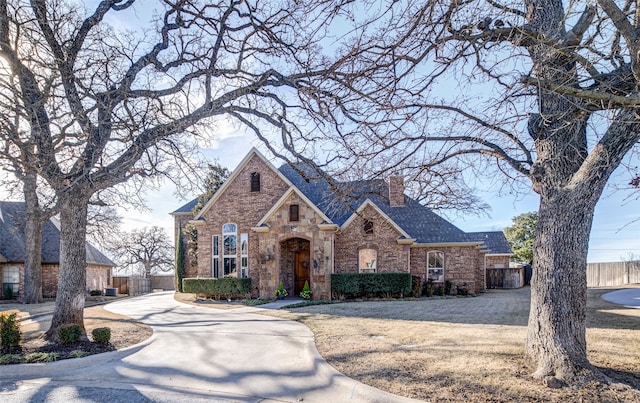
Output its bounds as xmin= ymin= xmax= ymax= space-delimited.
xmin=299 ymin=280 xmax=311 ymax=300
xmin=275 ymin=281 xmax=288 ymax=300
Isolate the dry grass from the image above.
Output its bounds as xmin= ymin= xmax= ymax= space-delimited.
xmin=263 ymin=287 xmax=640 ymax=402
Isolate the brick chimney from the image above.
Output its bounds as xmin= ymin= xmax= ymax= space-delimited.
xmin=388 ymin=175 xmax=405 ymax=207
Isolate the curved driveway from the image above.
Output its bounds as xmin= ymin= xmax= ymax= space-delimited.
xmin=601 ymin=287 xmax=640 ymax=308
xmin=0 ymin=292 xmax=417 ymax=403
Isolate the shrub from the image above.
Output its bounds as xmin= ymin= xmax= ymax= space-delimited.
xmin=423 ymin=279 xmax=434 ymax=297
xmin=0 ymin=311 xmax=21 ymax=348
xmin=69 ymin=350 xmax=88 ymax=358
xmin=89 ymin=289 xmax=102 ymax=296
xmin=411 ymin=276 xmax=422 ymax=298
xmin=275 ymin=281 xmax=288 ymax=298
xmin=92 ymin=327 xmax=111 ymax=344
xmin=299 ymin=280 xmax=311 ymax=299
xmin=0 ymin=354 xmax=22 ymax=364
xmin=58 ymin=324 xmax=82 ymax=345
xmin=25 ymin=352 xmax=59 ymax=363
xmin=444 ymin=280 xmax=453 ymax=295
xmin=182 ymin=277 xmax=252 ymax=299
xmin=331 ymin=272 xmax=412 ymax=299
xmin=3 ymin=285 xmax=13 ymax=300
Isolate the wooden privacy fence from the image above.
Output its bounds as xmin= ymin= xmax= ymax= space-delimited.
xmin=587 ymin=261 xmax=640 ymax=287
xmin=112 ymin=276 xmax=152 ymax=296
xmin=486 ymin=267 xmax=525 ymax=289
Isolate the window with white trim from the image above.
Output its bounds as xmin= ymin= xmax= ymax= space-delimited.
xmin=2 ymin=266 xmax=19 ymax=296
xmin=359 ymin=249 xmax=377 ymax=273
xmin=240 ymin=233 xmax=248 ymax=278
xmin=427 ymin=251 xmax=444 ymax=282
xmin=212 ymin=235 xmax=220 ymax=278
xmin=223 ymin=223 xmax=237 ymax=277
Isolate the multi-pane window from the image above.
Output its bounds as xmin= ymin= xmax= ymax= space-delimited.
xmin=359 ymin=249 xmax=377 ymax=273
xmin=363 ymin=219 xmax=374 ymax=234
xmin=250 ymin=172 xmax=261 ymax=192
xmin=212 ymin=235 xmax=220 ymax=278
xmin=427 ymin=251 xmax=445 ymax=282
xmin=240 ymin=233 xmax=248 ymax=278
xmin=289 ymin=204 xmax=299 ymax=222
xmin=223 ymin=223 xmax=237 ymax=277
xmin=2 ymin=266 xmax=19 ymax=296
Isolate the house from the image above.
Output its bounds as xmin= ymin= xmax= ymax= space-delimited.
xmin=0 ymin=201 xmax=116 ymax=300
xmin=171 ymin=149 xmax=512 ymax=300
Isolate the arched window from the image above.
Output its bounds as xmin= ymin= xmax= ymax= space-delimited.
xmin=359 ymin=249 xmax=377 ymax=273
xmin=223 ymin=223 xmax=237 ymax=277
xmin=427 ymin=251 xmax=444 ymax=282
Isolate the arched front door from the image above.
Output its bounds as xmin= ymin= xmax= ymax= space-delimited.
xmin=294 ymin=249 xmax=310 ymax=294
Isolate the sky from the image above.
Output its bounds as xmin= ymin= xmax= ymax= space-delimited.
xmin=4 ymin=1 xmax=640 ymax=264
xmin=117 ymin=128 xmax=640 ymax=264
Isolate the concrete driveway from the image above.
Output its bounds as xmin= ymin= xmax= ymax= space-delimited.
xmin=601 ymin=287 xmax=640 ymax=308
xmin=0 ymin=292 xmax=417 ymax=402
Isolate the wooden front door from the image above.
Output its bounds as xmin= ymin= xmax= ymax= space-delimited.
xmin=294 ymin=250 xmax=310 ymax=294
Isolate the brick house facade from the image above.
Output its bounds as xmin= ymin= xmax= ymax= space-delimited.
xmin=0 ymin=201 xmax=115 ymax=300
xmin=171 ymin=149 xmax=512 ymax=300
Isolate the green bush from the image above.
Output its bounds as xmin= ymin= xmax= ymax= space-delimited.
xmin=25 ymin=352 xmax=59 ymax=363
xmin=411 ymin=276 xmax=422 ymax=298
xmin=0 ymin=311 xmax=21 ymax=348
xmin=0 ymin=354 xmax=22 ymax=364
xmin=69 ymin=350 xmax=88 ymax=358
xmin=3 ymin=285 xmax=13 ymax=300
xmin=300 ymin=280 xmax=311 ymax=299
xmin=182 ymin=278 xmax=252 ymax=299
xmin=92 ymin=327 xmax=111 ymax=344
xmin=331 ymin=272 xmax=412 ymax=299
xmin=58 ymin=324 xmax=82 ymax=345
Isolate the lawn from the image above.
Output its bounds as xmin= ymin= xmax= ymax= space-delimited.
xmin=264 ymin=286 xmax=640 ymax=402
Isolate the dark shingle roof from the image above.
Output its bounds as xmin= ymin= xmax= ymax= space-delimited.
xmin=0 ymin=201 xmax=116 ymax=266
xmin=278 ymin=163 xmax=472 ymax=244
xmin=171 ymin=198 xmax=199 ymax=214
xmin=468 ymin=231 xmax=513 ymax=254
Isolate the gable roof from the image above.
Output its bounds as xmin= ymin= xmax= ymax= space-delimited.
xmin=468 ymin=231 xmax=513 ymax=255
xmin=170 ymin=197 xmax=199 ymax=215
xmin=194 ymin=148 xmax=295 ymax=220
xmin=0 ymin=201 xmax=116 ymax=266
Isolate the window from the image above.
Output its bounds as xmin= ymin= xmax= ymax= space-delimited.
xmin=2 ymin=266 xmax=19 ymax=296
xmin=250 ymin=172 xmax=260 ymax=192
xmin=289 ymin=204 xmax=299 ymax=222
xmin=223 ymin=223 xmax=237 ymax=277
xmin=359 ymin=249 xmax=377 ymax=273
xmin=240 ymin=233 xmax=248 ymax=278
xmin=363 ymin=219 xmax=374 ymax=234
xmin=212 ymin=235 xmax=220 ymax=278
xmin=427 ymin=251 xmax=444 ymax=282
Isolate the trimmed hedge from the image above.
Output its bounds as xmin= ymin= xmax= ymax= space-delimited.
xmin=331 ymin=272 xmax=412 ymax=299
xmin=183 ymin=278 xmax=252 ymax=299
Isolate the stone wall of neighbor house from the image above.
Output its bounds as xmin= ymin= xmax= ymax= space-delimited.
xmin=410 ymin=246 xmax=485 ymax=294
xmin=257 ymin=192 xmax=334 ymax=300
xmin=196 ymin=154 xmax=290 ymax=297
xmin=335 ymin=204 xmax=409 ymax=274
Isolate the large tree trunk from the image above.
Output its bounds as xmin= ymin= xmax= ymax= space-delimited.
xmin=525 ymin=190 xmax=605 ymax=385
xmin=22 ymin=170 xmax=44 ymax=304
xmin=45 ymin=191 xmax=90 ymax=341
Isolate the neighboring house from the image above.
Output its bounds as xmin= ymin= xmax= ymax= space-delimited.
xmin=0 ymin=201 xmax=116 ymax=300
xmin=171 ymin=149 xmax=512 ymax=300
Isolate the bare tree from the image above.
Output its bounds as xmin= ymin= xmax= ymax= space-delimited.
xmin=0 ymin=0 xmax=360 ymax=340
xmin=252 ymin=0 xmax=640 ymax=389
xmin=108 ymin=226 xmax=173 ymax=278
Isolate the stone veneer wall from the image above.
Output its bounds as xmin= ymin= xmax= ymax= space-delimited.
xmin=410 ymin=246 xmax=485 ymax=294
xmin=257 ymin=192 xmax=334 ymax=300
xmin=196 ymin=154 xmax=290 ymax=297
xmin=334 ymin=204 xmax=409 ymax=273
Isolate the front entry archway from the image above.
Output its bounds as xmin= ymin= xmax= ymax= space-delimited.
xmin=279 ymin=238 xmax=310 ymax=297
